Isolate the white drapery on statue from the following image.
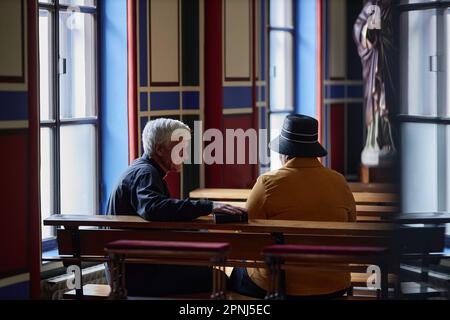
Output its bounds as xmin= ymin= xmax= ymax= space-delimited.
xmin=354 ymin=0 xmax=396 ymax=167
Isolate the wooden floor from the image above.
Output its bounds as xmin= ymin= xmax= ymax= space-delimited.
xmin=64 ymin=283 xmax=379 ymax=300
xmin=63 ymin=271 xmax=393 ymax=300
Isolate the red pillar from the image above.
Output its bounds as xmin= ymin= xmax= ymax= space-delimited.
xmin=127 ymin=0 xmax=138 ymax=163
xmin=204 ymin=0 xmax=223 ymax=187
xmin=316 ymin=0 xmax=323 ymax=145
xmin=28 ymin=0 xmax=41 ymax=299
xmin=251 ymin=0 xmax=259 ymax=182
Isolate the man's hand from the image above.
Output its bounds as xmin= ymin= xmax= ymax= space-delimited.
xmin=212 ymin=202 xmax=247 ymax=215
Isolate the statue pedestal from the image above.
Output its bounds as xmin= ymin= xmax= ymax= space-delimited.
xmin=360 ymin=165 xmax=397 ymax=184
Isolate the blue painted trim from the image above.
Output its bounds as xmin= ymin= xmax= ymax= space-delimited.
xmin=260 ymin=107 xmax=266 ymax=129
xmin=258 ymin=85 xmax=266 ymax=102
xmin=296 ymin=0 xmax=316 ymax=117
xmin=182 ymin=92 xmax=200 ymax=110
xmin=140 ymin=116 xmax=149 ymax=131
xmin=347 ymin=85 xmax=363 ymax=98
xmin=0 ymin=91 xmax=28 ymax=121
xmin=223 ymin=87 xmax=252 ymax=108
xmin=42 ymin=238 xmax=57 ymax=253
xmin=139 ymin=0 xmax=148 ymax=87
xmin=326 ymin=85 xmax=345 ymax=99
xmin=100 ymin=0 xmax=129 ymax=214
xmin=0 ymin=281 xmax=29 ymax=300
xmin=140 ymin=92 xmax=148 ymax=111
xmin=324 ymin=84 xmax=363 ymax=100
xmin=150 ymin=92 xmax=180 ymax=110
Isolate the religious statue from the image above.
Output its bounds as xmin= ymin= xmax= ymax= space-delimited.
xmin=354 ymin=0 xmax=396 ymax=167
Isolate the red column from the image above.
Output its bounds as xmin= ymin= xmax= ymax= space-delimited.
xmin=28 ymin=0 xmax=41 ymax=299
xmin=316 ymin=0 xmax=323 ymax=145
xmin=251 ymin=0 xmax=258 ymax=182
xmin=204 ymin=0 xmax=223 ymax=187
xmin=127 ymin=0 xmax=138 ymax=164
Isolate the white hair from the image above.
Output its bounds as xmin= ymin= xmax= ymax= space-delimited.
xmin=142 ymin=118 xmax=190 ymax=156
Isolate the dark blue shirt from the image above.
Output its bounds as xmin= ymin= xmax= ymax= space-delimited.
xmin=106 ymin=154 xmax=213 ymax=221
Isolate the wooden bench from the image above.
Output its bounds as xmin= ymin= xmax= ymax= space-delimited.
xmin=189 ymin=188 xmax=399 ymax=204
xmin=44 ymin=214 xmax=395 ymax=299
xmin=45 ymin=213 xmax=450 ymax=299
xmin=105 ymin=240 xmax=230 ymax=300
xmin=218 ymin=201 xmax=398 ymax=222
xmin=262 ymin=244 xmax=390 ymax=299
xmin=189 ymin=188 xmax=399 ymax=222
xmin=348 ymin=183 xmax=397 ymax=193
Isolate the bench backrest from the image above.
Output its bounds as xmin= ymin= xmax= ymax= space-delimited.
xmin=46 ymin=214 xmax=447 ymax=271
xmin=188 ymin=188 xmax=399 ymax=205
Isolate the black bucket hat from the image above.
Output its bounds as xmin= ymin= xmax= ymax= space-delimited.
xmin=269 ymin=114 xmax=328 ymax=158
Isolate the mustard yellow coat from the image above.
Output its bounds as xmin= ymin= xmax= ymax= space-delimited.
xmin=246 ymin=157 xmax=357 ymax=296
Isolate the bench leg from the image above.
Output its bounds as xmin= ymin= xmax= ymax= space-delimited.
xmin=380 ymin=263 xmax=389 ymax=300
xmin=211 ymin=259 xmax=227 ymax=300
xmin=347 ymin=287 xmax=354 ymax=296
xmin=108 ymin=253 xmax=127 ymax=300
xmin=75 ymin=262 xmax=84 ymax=299
xmin=265 ymin=258 xmax=285 ymax=300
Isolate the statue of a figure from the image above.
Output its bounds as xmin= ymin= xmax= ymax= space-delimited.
xmin=354 ymin=0 xmax=396 ymax=167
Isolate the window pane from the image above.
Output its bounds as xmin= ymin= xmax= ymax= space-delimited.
xmin=270 ymin=112 xmax=290 ymax=171
xmin=446 ymin=125 xmax=450 ymax=236
xmin=39 ymin=9 xmax=53 ymax=121
xmin=270 ymin=0 xmax=293 ymax=28
xmin=59 ymin=0 xmax=96 ymax=7
xmin=399 ymin=9 xmax=438 ymax=116
xmin=40 ymin=128 xmax=55 ymax=239
xmin=39 ymin=0 xmax=53 ymax=4
xmin=60 ymin=125 xmax=97 ymax=215
xmin=401 ymin=122 xmax=438 ymax=213
xmin=444 ymin=8 xmax=450 ymax=118
xmin=59 ymin=12 xmax=96 ymax=119
xmin=270 ymin=31 xmax=294 ymax=111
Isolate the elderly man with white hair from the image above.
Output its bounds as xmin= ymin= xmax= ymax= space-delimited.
xmin=106 ymin=118 xmax=246 ymax=297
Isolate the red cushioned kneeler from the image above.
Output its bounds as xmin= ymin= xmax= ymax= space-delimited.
xmin=106 ymin=240 xmax=230 ymax=253
xmin=263 ymin=244 xmax=388 ymax=256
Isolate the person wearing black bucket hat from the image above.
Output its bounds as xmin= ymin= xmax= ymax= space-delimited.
xmin=269 ymin=114 xmax=328 ymax=158
xmin=230 ymin=114 xmax=357 ymax=299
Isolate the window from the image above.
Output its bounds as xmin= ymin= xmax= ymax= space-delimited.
xmin=268 ymin=0 xmax=294 ymax=170
xmin=39 ymin=0 xmax=98 ymax=245
xmin=399 ymin=7 xmax=450 ymax=237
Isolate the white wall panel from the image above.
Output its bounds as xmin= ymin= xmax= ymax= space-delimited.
xmin=224 ymin=0 xmax=251 ymax=80
xmin=150 ymin=0 xmax=179 ymax=85
xmin=328 ymin=0 xmax=346 ymax=79
xmin=0 ymin=0 xmax=24 ymax=81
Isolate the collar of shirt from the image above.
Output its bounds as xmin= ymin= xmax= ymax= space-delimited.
xmin=284 ymin=157 xmax=323 ymax=169
xmin=142 ymin=153 xmax=167 ymax=178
